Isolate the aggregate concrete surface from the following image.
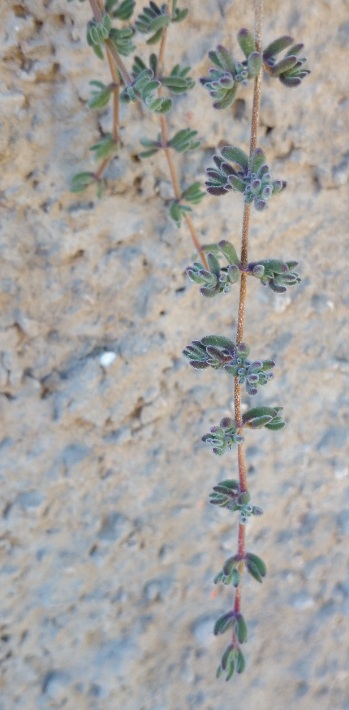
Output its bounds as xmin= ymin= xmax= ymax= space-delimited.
xmin=1 ymin=1 xmax=349 ymax=708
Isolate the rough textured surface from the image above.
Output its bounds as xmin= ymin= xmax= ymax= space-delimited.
xmin=1 ymin=1 xmax=349 ymax=708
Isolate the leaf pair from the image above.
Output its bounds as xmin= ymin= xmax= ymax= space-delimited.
xmin=216 ymin=645 xmax=246 ymax=681
xmin=168 ymin=183 xmax=205 ymax=227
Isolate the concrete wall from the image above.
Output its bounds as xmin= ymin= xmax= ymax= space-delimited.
xmin=1 ymin=1 xmax=348 ymax=708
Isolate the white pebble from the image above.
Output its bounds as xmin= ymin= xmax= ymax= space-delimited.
xmin=99 ymin=351 xmax=116 ymax=367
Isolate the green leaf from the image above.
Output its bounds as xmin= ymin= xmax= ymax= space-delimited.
xmin=227 ymin=265 xmax=240 ymax=284
xmin=201 ymin=335 xmax=235 ymax=350
xmin=218 ymin=240 xmax=240 ymax=266
xmin=107 ymin=0 xmax=136 ymax=20
xmin=90 ymin=134 xmax=118 ymax=160
xmin=246 ymin=560 xmax=264 ymax=582
xmin=214 ymin=612 xmax=234 ymax=636
xmin=269 ymin=55 xmax=299 ymax=77
xmin=263 ymin=35 xmax=294 ymax=60
xmin=259 ymin=258 xmax=288 ymax=274
xmin=215 ymin=45 xmax=235 ymax=73
xmin=88 ymin=84 xmax=113 ymax=109
xmin=246 ymin=552 xmax=267 ymax=577
xmin=251 ymin=147 xmax=266 ymax=173
xmin=248 ymin=51 xmax=262 ymax=76
xmin=237 ymin=28 xmax=256 ymax=58
xmin=146 ymin=27 xmax=164 ymax=44
xmin=168 ymin=128 xmax=200 ymax=153
xmin=235 ymin=613 xmax=248 ymax=644
xmin=92 ymin=43 xmax=104 ymax=60
xmin=172 ymin=7 xmax=188 ymax=22
xmin=236 ymin=648 xmax=246 ymax=674
xmin=182 ymin=182 xmax=205 ymax=204
xmin=231 ymin=568 xmax=240 ymax=587
xmin=243 ymin=406 xmax=278 ymax=423
xmin=148 ymin=13 xmax=170 ymax=32
xmin=221 ymin=146 xmax=249 ymax=172
xmin=207 ymin=252 xmax=220 ymax=277
xmin=223 ymin=556 xmax=238 ymax=577
xmin=70 ymin=172 xmax=95 ymax=193
xmin=109 ymin=27 xmax=135 ymax=56
xmin=221 ymin=644 xmax=235 ymax=671
xmin=265 ymin=420 xmax=285 ymax=431
xmin=169 ymin=200 xmax=181 ymax=226
xmin=229 ymin=174 xmax=246 ymax=192
xmin=213 ymin=86 xmax=237 ymax=110
xmin=225 ymin=656 xmax=235 ymax=681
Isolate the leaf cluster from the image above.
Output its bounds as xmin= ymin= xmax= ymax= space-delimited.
xmin=168 ymin=183 xmax=205 ymax=227
xmin=70 ymin=171 xmax=106 ymax=198
xmin=214 ymin=611 xmax=247 ymax=643
xmin=216 ymin=644 xmax=246 ymax=680
xmin=187 ymin=240 xmax=240 ymax=296
xmin=263 ymin=35 xmax=310 ymax=87
xmin=209 ymin=479 xmax=263 ymax=524
xmin=249 ymin=258 xmax=300 ymax=293
xmin=203 ymin=406 xmax=284 ymax=456
xmin=134 ymin=1 xmax=188 ymax=45
xmin=202 ymin=421 xmax=244 ymax=455
xmin=105 ymin=0 xmax=136 ymax=20
xmin=183 ymin=336 xmax=275 ymax=396
xmin=187 ymin=241 xmax=301 ymax=297
xmin=139 ymin=127 xmax=200 ymax=159
xmin=242 ymin=406 xmax=285 ymax=431
xmin=200 ymin=31 xmax=262 ymax=109
xmin=206 ymin=146 xmax=286 ymax=210
xmin=120 ymin=63 xmax=172 ymax=113
xmin=87 ymin=14 xmax=113 ymax=59
xmin=215 ymin=552 xmax=266 ymax=588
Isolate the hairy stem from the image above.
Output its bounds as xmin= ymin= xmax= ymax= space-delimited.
xmin=88 ymin=0 xmax=132 ymax=85
xmin=233 ymin=0 xmax=264 ymax=627
xmin=87 ymin=0 xmax=124 ymax=177
xmin=157 ymin=4 xmax=208 ymax=267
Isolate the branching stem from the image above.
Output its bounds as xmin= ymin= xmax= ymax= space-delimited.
xmin=87 ymin=0 xmax=129 ymax=180
xmin=233 ymin=0 xmax=264 ymax=620
xmin=157 ymin=4 xmax=208 ymax=267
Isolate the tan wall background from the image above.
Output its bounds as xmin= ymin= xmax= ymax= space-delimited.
xmin=1 ymin=1 xmax=349 ymax=708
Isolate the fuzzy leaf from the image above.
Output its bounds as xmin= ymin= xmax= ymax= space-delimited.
xmin=237 ymin=28 xmax=256 ymax=58
xmin=229 ymin=174 xmax=246 ymax=192
xmin=269 ymin=55 xmax=299 ymax=77
xmin=242 ymin=406 xmax=278 ymax=423
xmin=245 ymin=552 xmax=267 ymax=577
xmin=248 ymin=51 xmax=262 ymax=76
xmin=221 ymin=146 xmax=249 ymax=172
xmin=70 ymin=172 xmax=95 ymax=192
xmin=218 ymin=240 xmax=240 ymax=265
xmin=207 ymin=252 xmax=220 ymax=277
xmin=236 ymin=648 xmax=246 ymax=674
xmin=263 ymin=35 xmax=294 ymax=60
xmin=251 ymin=148 xmax=266 ymax=174
xmin=214 ymin=612 xmax=235 ymax=636
xmin=214 ymin=87 xmax=237 ymax=110
xmin=201 ymin=335 xmax=235 ymax=350
xmin=265 ymin=419 xmax=286 ymax=430
xmin=235 ymin=614 xmax=248 ymax=644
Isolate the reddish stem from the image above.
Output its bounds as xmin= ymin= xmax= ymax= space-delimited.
xmin=232 ymin=0 xmax=264 ymax=636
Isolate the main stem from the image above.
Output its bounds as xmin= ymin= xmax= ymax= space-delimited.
xmin=233 ymin=0 xmax=264 ymax=616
